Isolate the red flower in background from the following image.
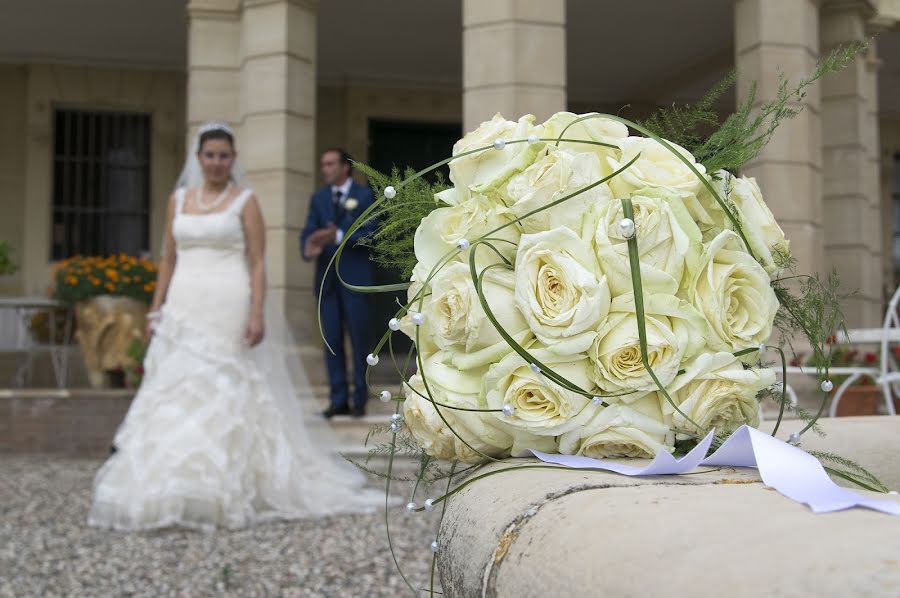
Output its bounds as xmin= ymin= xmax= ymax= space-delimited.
xmin=864 ymin=352 xmax=878 ymax=365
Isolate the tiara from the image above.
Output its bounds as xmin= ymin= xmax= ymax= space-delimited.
xmin=198 ymin=121 xmax=235 ymax=136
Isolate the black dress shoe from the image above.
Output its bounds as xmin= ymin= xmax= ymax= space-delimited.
xmin=351 ymin=405 xmax=366 ymax=418
xmin=322 ymin=405 xmax=351 ymax=419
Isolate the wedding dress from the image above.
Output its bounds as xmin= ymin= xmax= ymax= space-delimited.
xmin=88 ymin=187 xmax=382 ymax=531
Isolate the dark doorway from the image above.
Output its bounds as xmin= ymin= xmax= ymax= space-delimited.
xmin=366 ymin=119 xmax=462 ymax=368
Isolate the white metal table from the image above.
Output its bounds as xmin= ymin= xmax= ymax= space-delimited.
xmin=0 ymin=297 xmax=74 ymax=388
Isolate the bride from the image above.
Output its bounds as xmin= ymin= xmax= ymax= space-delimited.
xmin=88 ymin=122 xmax=382 ymax=531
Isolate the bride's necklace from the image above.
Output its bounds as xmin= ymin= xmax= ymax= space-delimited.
xmin=194 ymin=182 xmax=232 ymax=212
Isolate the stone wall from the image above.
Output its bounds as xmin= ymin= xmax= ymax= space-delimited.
xmin=0 ymin=390 xmax=133 ymax=455
xmin=0 ymin=64 xmax=185 ymax=296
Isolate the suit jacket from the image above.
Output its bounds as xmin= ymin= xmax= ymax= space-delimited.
xmin=300 ymin=181 xmax=377 ymax=296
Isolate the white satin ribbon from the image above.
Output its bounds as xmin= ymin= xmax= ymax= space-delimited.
xmin=528 ymin=425 xmax=900 ymax=515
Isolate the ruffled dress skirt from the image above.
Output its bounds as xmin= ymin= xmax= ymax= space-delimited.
xmin=88 ymin=256 xmax=380 ymax=531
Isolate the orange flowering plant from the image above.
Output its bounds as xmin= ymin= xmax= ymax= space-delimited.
xmin=52 ymin=254 xmax=158 ymax=304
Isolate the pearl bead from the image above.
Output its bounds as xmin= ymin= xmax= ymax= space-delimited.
xmin=391 ymin=414 xmax=402 ymax=423
xmin=618 ymin=217 xmax=636 ymax=239
xmin=430 ymin=540 xmax=439 ymax=553
xmin=388 ymin=318 xmax=401 ymax=331
xmin=502 ymin=403 xmax=515 ymax=417
xmin=406 ymin=502 xmax=417 ymax=513
xmin=380 ymin=390 xmax=392 ymax=402
xmin=366 ymin=353 xmax=379 ymax=366
xmin=455 ymin=238 xmax=470 ymax=251
xmin=424 ymin=498 xmax=435 ymax=511
xmin=493 ymin=139 xmax=506 ymax=150
xmin=788 ymin=432 xmax=801 ymax=446
xmin=758 ymin=343 xmax=766 ymax=355
xmin=411 ymin=312 xmax=425 ymax=326
xmin=384 ymin=186 xmax=397 ymax=199
xmin=390 ymin=423 xmax=400 ymax=434
xmin=527 ymin=134 xmax=540 ymax=145
xmin=592 ymin=396 xmax=603 ymax=407
xmin=820 ymin=379 xmax=834 ymax=393
xmin=529 ymin=363 xmax=541 ymax=375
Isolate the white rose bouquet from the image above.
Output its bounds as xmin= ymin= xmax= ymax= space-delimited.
xmin=329 ymin=45 xmax=868 ymax=482
xmin=326 ymin=46 xmax=890 ymax=590
xmin=356 ymin=110 xmax=794 ymax=464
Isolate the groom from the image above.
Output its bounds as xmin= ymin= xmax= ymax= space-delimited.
xmin=301 ymin=149 xmax=377 ymax=418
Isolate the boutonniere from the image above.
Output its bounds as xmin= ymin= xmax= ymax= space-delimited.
xmin=344 ymin=197 xmax=359 ymax=211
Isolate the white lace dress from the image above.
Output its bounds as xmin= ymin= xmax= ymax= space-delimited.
xmin=88 ymin=188 xmax=382 ymax=532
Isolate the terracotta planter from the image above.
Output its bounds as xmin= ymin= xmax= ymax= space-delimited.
xmin=834 ymin=385 xmax=883 ymax=417
xmin=74 ymin=295 xmax=147 ymax=389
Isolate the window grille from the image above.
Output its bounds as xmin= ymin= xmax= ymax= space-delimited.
xmin=51 ymin=110 xmax=151 ymax=259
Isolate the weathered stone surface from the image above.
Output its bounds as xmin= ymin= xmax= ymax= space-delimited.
xmin=438 ymin=416 xmax=900 ymax=597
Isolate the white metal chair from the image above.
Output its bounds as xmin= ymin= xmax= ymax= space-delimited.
xmin=781 ymin=285 xmax=900 ymax=417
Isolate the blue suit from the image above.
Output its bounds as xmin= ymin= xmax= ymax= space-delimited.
xmin=301 ymin=181 xmax=377 ymax=410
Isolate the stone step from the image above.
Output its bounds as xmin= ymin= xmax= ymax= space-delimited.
xmin=0 ymin=341 xmax=409 ymax=390
xmin=289 ymin=343 xmax=413 ymax=387
xmin=336 ymin=444 xmax=422 ymax=480
xmin=0 ymin=387 xmax=408 ymax=461
xmin=324 ymin=414 xmax=398 ymax=446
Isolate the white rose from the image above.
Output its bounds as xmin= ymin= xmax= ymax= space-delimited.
xmin=593 ymin=187 xmax=703 ymax=297
xmin=729 ymin=175 xmax=789 ymax=275
xmin=425 ymin=262 xmax=532 ymax=370
xmin=680 ymin=169 xmax=730 ymax=243
xmin=403 ymin=357 xmax=513 ymax=463
xmin=399 ymin=281 xmax=439 ymax=359
xmin=444 ymin=114 xmax=543 ymax=204
xmin=541 ymin=112 xmax=629 ymax=177
xmin=687 ymin=230 xmax=779 ymax=355
xmin=607 ymin=136 xmax=707 ymax=199
xmin=484 ymin=348 xmax=597 ymax=438
xmin=662 ymin=352 xmax=774 ymax=435
xmin=515 ymin=227 xmax=611 ymax=355
xmin=402 ymin=381 xmax=458 ymax=462
xmin=558 ymin=394 xmax=673 ymax=458
xmin=412 ymin=195 xmax=520 ymax=283
xmin=502 ymin=145 xmax=613 ymax=234
xmin=589 ymin=293 xmax=708 ymax=394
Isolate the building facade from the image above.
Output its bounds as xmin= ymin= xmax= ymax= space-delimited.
xmin=1 ymin=0 xmax=900 ymax=366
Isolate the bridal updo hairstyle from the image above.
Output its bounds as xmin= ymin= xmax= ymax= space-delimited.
xmin=198 ymin=127 xmax=235 ymax=152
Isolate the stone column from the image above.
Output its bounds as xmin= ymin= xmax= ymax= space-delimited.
xmin=734 ymin=0 xmax=823 ymax=277
xmin=821 ymin=1 xmax=882 ymax=327
xmin=462 ymin=0 xmax=567 ymax=132
xmin=186 ymin=0 xmax=242 ymax=136
xmin=240 ymin=0 xmax=318 ymax=357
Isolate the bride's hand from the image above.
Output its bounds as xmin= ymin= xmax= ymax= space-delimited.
xmin=145 ymin=311 xmax=161 ymax=341
xmin=245 ymin=315 xmax=265 ymax=347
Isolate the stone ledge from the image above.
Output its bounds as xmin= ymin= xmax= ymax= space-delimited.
xmin=437 ymin=417 xmax=900 ymax=597
xmin=0 ymin=388 xmax=398 ymax=455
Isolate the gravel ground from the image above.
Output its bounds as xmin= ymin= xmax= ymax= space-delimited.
xmin=0 ymin=456 xmax=443 ymax=597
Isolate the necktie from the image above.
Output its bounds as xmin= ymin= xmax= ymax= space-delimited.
xmin=333 ymin=189 xmax=343 ymax=206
